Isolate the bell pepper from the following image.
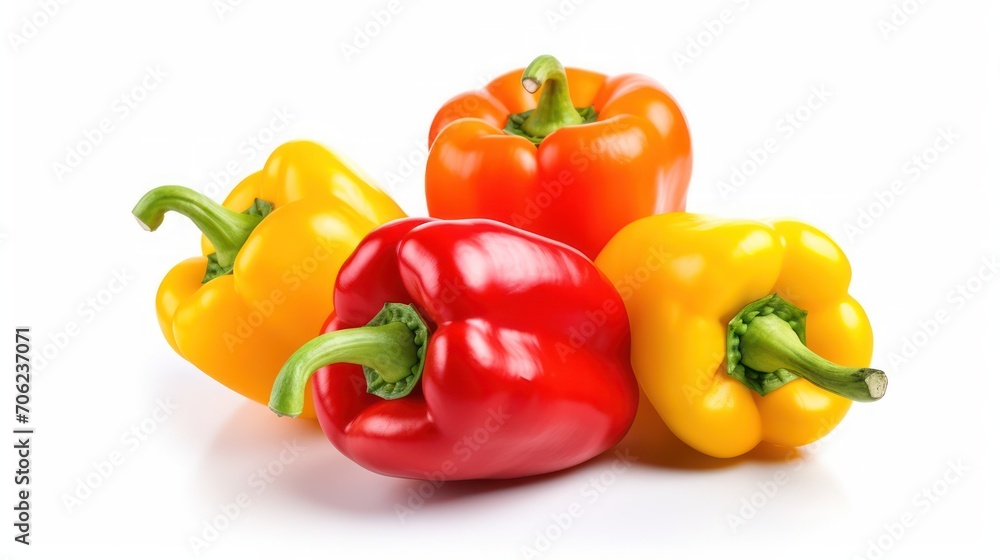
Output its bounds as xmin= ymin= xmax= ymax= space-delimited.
xmin=268 ymin=217 xmax=638 ymax=479
xmin=594 ymin=213 xmax=887 ymax=458
xmin=132 ymin=141 xmax=405 ymax=418
xmin=425 ymin=54 xmax=692 ymax=259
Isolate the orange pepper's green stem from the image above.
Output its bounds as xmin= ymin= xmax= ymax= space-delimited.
xmin=132 ymin=185 xmax=263 ymax=270
xmin=519 ymin=55 xmax=584 ymax=139
xmin=269 ymin=303 xmax=429 ymax=417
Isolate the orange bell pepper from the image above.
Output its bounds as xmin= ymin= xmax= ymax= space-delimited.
xmin=425 ymin=55 xmax=692 ymax=259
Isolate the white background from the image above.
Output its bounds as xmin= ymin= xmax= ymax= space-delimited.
xmin=2 ymin=0 xmax=998 ymax=558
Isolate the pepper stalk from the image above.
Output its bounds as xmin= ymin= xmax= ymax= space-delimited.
xmin=504 ymin=54 xmax=597 ymax=145
xmin=269 ymin=303 xmax=430 ymax=417
xmin=727 ymin=294 xmax=887 ymax=402
xmin=131 ymin=185 xmax=272 ymax=282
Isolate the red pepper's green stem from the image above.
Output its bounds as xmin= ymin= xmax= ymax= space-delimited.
xmin=269 ymin=323 xmax=417 ymax=417
xmin=132 ymin=186 xmax=262 ymax=270
xmin=739 ymin=313 xmax=887 ymax=402
xmin=269 ymin=303 xmax=429 ymax=417
xmin=519 ymin=55 xmax=584 ymax=139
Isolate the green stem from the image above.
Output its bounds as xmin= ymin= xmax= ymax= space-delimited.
xmin=269 ymin=303 xmax=429 ymax=418
xmin=131 ymin=185 xmax=263 ymax=270
xmin=519 ymin=55 xmax=584 ymax=139
xmin=727 ymin=294 xmax=887 ymax=402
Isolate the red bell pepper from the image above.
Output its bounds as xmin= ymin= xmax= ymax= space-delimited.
xmin=269 ymin=217 xmax=638 ymax=480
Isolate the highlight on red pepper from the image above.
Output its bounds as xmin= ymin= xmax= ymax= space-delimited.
xmin=269 ymin=218 xmax=639 ymax=480
xmin=425 ymin=54 xmax=692 ymax=259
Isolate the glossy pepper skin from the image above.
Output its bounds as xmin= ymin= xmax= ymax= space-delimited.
xmin=426 ymin=55 xmax=691 ymax=259
xmin=269 ymin=218 xmax=638 ymax=479
xmin=595 ymin=213 xmax=886 ymax=459
xmin=132 ymin=141 xmax=405 ymax=418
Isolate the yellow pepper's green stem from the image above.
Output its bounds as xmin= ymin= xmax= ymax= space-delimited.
xmin=132 ymin=185 xmax=264 ymax=270
xmin=727 ymin=294 xmax=887 ymax=401
xmin=269 ymin=303 xmax=429 ymax=417
xmin=519 ymin=55 xmax=584 ymax=139
xmin=739 ymin=313 xmax=886 ymax=401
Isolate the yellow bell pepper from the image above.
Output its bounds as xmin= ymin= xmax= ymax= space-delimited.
xmin=132 ymin=141 xmax=406 ymax=418
xmin=595 ymin=213 xmax=886 ymax=458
